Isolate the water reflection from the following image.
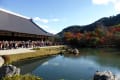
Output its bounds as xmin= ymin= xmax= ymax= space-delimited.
xmin=32 ymin=55 xmax=120 ymax=80
xmin=14 ymin=49 xmax=120 ymax=80
xmin=13 ymin=56 xmax=56 ymax=74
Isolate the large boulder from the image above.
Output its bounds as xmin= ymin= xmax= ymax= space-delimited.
xmin=73 ymin=48 xmax=79 ymax=54
xmin=93 ymin=71 xmax=116 ymax=80
xmin=0 ymin=65 xmax=20 ymax=79
xmin=0 ymin=57 xmax=4 ymax=67
xmin=66 ymin=48 xmax=79 ymax=54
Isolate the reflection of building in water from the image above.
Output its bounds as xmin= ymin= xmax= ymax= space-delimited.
xmin=0 ymin=8 xmax=52 ymax=41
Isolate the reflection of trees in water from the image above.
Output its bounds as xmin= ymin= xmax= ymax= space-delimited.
xmin=79 ymin=48 xmax=120 ymax=69
xmin=64 ymin=48 xmax=120 ymax=69
xmin=12 ymin=56 xmax=56 ymax=74
xmin=95 ymin=54 xmax=120 ymax=68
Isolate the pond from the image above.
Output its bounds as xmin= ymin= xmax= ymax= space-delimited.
xmin=13 ymin=48 xmax=120 ymax=80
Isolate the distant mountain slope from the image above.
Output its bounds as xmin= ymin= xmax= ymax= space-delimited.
xmin=57 ymin=14 xmax=120 ymax=37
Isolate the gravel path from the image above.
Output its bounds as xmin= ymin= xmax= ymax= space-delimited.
xmin=0 ymin=46 xmax=63 ymax=55
xmin=0 ymin=48 xmax=35 ymax=55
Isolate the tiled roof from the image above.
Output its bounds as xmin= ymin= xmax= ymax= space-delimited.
xmin=0 ymin=8 xmax=53 ymax=36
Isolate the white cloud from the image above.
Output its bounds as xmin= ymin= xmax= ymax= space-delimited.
xmin=33 ymin=17 xmax=48 ymax=23
xmin=48 ymin=29 xmax=58 ymax=34
xmin=51 ymin=18 xmax=60 ymax=22
xmin=92 ymin=0 xmax=120 ymax=12
xmin=113 ymin=0 xmax=120 ymax=12
xmin=33 ymin=17 xmax=60 ymax=23
xmin=41 ymin=25 xmax=49 ymax=29
xmin=33 ymin=17 xmax=61 ymax=34
xmin=40 ymin=25 xmax=58 ymax=34
xmin=34 ymin=22 xmax=58 ymax=34
xmin=42 ymin=62 xmax=49 ymax=66
xmin=92 ymin=0 xmax=111 ymax=5
xmin=35 ymin=22 xmax=49 ymax=29
xmin=39 ymin=25 xmax=49 ymax=29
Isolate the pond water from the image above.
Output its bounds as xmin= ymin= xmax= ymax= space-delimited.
xmin=13 ymin=48 xmax=120 ymax=80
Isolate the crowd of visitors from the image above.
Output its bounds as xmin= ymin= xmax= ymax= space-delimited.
xmin=0 ymin=40 xmax=55 ymax=50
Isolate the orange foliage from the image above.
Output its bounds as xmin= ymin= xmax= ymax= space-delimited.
xmin=74 ymin=33 xmax=83 ymax=40
xmin=64 ymin=32 xmax=83 ymax=41
xmin=85 ymin=32 xmax=91 ymax=40
xmin=114 ymin=27 xmax=120 ymax=32
xmin=99 ymin=37 xmax=106 ymax=44
xmin=63 ymin=26 xmax=119 ymax=46
xmin=109 ymin=27 xmax=120 ymax=33
xmin=106 ymin=31 xmax=113 ymax=38
xmin=64 ymin=32 xmax=74 ymax=41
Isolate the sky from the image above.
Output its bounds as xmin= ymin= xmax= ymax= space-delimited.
xmin=0 ymin=0 xmax=120 ymax=34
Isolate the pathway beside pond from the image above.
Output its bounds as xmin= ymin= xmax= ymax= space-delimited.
xmin=0 ymin=46 xmax=64 ymax=55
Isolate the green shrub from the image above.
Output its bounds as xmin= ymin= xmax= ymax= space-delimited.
xmin=2 ymin=74 xmax=42 ymax=80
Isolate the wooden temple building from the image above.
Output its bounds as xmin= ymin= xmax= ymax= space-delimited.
xmin=0 ymin=8 xmax=52 ymax=41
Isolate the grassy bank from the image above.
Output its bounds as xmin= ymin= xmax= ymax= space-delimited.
xmin=5 ymin=46 xmax=65 ymax=63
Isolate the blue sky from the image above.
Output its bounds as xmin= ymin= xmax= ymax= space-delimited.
xmin=0 ymin=0 xmax=120 ymax=34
